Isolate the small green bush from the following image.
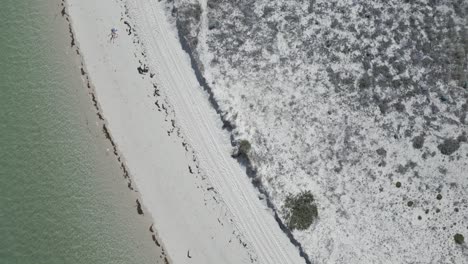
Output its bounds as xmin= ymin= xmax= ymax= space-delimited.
xmin=454 ymin=233 xmax=464 ymax=244
xmin=238 ymin=140 xmax=251 ymax=156
xmin=283 ymin=191 xmax=318 ymax=230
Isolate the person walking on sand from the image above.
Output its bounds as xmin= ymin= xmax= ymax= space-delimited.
xmin=109 ymin=28 xmax=118 ymax=43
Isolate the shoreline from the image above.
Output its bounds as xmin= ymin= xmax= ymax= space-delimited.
xmin=60 ymin=1 xmax=171 ymax=263
xmin=65 ymin=0 xmax=307 ymax=263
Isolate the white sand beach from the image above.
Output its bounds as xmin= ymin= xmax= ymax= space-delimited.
xmin=66 ymin=0 xmax=305 ymax=263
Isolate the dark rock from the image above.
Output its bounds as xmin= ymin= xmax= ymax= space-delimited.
xmin=102 ymin=124 xmax=111 ymax=140
xmin=137 ymin=66 xmax=149 ymax=74
xmin=124 ymin=21 xmax=132 ymax=35
xmin=136 ymin=199 xmax=144 ymax=215
xmin=152 ymin=234 xmax=160 ymax=247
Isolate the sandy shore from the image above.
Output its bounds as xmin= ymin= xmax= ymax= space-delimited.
xmin=66 ymin=0 xmax=306 ymax=263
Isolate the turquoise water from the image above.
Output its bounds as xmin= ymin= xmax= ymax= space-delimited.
xmin=0 ymin=1 xmax=160 ymax=263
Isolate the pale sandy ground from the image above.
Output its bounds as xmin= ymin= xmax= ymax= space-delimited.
xmin=66 ymin=0 xmax=306 ymax=263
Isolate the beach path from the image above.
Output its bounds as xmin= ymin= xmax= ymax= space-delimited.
xmin=67 ymin=0 xmax=306 ymax=263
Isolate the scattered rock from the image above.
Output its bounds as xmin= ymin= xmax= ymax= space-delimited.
xmin=123 ymin=21 xmax=132 ymax=35
xmin=136 ymin=199 xmax=144 ymax=215
xmin=68 ymin=25 xmax=75 ymax=47
xmin=137 ymin=66 xmax=149 ymax=74
xmin=102 ymin=124 xmax=111 ymax=140
xmin=152 ymin=234 xmax=160 ymax=247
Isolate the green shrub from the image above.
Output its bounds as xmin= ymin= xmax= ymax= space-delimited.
xmin=454 ymin=233 xmax=464 ymax=244
xmin=283 ymin=191 xmax=318 ymax=230
xmin=238 ymin=140 xmax=251 ymax=156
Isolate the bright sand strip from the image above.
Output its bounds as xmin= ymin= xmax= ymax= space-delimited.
xmin=67 ymin=0 xmax=305 ymax=263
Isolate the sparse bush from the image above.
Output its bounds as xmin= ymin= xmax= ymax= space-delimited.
xmin=376 ymin=147 xmax=387 ymax=157
xmin=357 ymin=74 xmax=372 ymax=90
xmin=283 ymin=191 xmax=318 ymax=230
xmin=437 ymin=138 xmax=460 ymax=155
xmin=457 ymin=133 xmax=467 ymax=143
xmin=412 ymin=135 xmax=425 ymax=149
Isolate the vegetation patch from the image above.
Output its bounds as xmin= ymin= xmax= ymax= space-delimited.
xmin=376 ymin=147 xmax=387 ymax=157
xmin=412 ymin=135 xmax=425 ymax=149
xmin=283 ymin=191 xmax=318 ymax=230
xmin=238 ymin=139 xmax=252 ymax=156
xmin=454 ymin=233 xmax=464 ymax=244
xmin=457 ymin=133 xmax=467 ymax=143
xmin=437 ymin=138 xmax=460 ymax=155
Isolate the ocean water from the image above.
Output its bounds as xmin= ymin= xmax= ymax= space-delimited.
xmin=0 ymin=1 xmax=160 ymax=263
